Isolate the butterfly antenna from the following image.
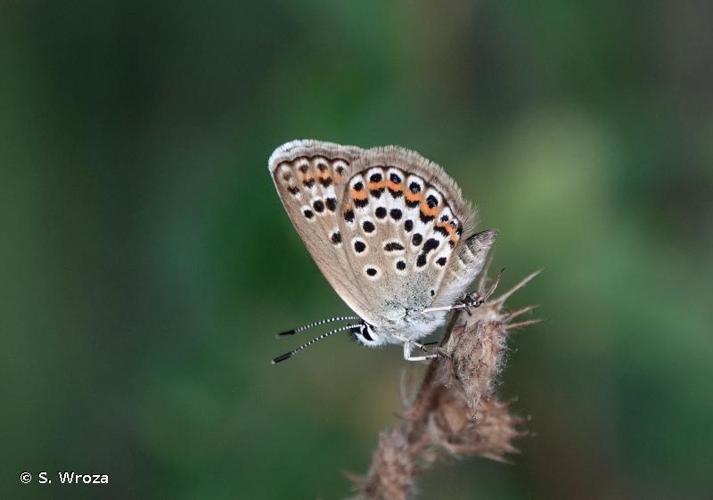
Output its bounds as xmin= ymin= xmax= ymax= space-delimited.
xmin=271 ymin=324 xmax=358 ymax=364
xmin=275 ymin=315 xmax=360 ymax=338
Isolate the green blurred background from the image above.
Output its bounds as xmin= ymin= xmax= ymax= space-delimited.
xmin=2 ymin=1 xmax=712 ymax=499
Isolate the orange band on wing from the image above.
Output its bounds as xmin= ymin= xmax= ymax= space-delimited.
xmin=367 ymin=180 xmax=387 ymax=191
xmin=436 ymin=222 xmax=456 ymax=237
xmin=386 ymin=180 xmax=403 ymax=192
xmin=419 ymin=202 xmax=441 ymax=218
xmin=351 ymin=189 xmax=368 ymax=201
xmin=405 ymin=192 xmax=422 ymax=203
xmin=436 ymin=221 xmax=461 ymax=245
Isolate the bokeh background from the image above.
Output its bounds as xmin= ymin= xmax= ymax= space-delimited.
xmin=2 ymin=1 xmax=712 ymax=499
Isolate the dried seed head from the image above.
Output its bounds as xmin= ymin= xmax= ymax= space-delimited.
xmin=351 ymin=269 xmax=540 ymax=499
xmin=356 ymin=428 xmax=415 ymax=500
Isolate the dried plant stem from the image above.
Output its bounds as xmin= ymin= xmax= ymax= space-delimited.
xmin=350 ymin=270 xmax=540 ymax=500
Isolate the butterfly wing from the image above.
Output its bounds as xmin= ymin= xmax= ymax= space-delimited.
xmin=269 ymin=140 xmax=494 ymax=333
xmin=335 ymin=146 xmax=491 ymax=326
xmin=268 ymin=140 xmax=375 ymax=318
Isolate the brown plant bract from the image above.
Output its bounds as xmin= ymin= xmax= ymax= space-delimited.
xmin=350 ymin=270 xmax=541 ymax=500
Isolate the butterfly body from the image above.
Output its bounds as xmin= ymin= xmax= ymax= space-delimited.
xmin=269 ymin=140 xmax=495 ymax=360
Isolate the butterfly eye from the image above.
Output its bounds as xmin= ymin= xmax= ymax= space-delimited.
xmin=348 ymin=323 xmax=378 ymax=346
xmin=360 ymin=325 xmax=374 ymax=342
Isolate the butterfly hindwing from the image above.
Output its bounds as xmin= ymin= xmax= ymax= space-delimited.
xmin=335 ymin=147 xmax=480 ymax=327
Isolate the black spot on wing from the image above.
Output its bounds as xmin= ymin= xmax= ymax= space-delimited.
xmin=419 ymin=211 xmax=435 ymax=223
xmin=422 ymin=238 xmax=440 ymax=254
xmin=389 ymin=188 xmax=403 ymax=198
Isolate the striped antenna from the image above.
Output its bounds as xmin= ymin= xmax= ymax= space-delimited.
xmin=275 ymin=315 xmax=360 ymax=338
xmin=271 ymin=324 xmax=358 ymax=364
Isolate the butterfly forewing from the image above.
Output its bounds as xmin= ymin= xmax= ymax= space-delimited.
xmin=269 ymin=140 xmax=374 ymax=318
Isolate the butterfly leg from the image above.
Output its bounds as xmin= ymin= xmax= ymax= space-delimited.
xmin=402 ymin=340 xmax=438 ymax=362
xmin=421 ymin=293 xmax=484 ymax=315
xmin=459 ymin=291 xmax=485 ymax=316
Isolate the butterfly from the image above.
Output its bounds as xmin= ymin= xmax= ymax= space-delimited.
xmin=268 ymin=140 xmax=495 ymax=364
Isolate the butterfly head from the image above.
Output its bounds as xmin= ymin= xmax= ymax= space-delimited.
xmin=350 ymin=322 xmax=383 ymax=347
